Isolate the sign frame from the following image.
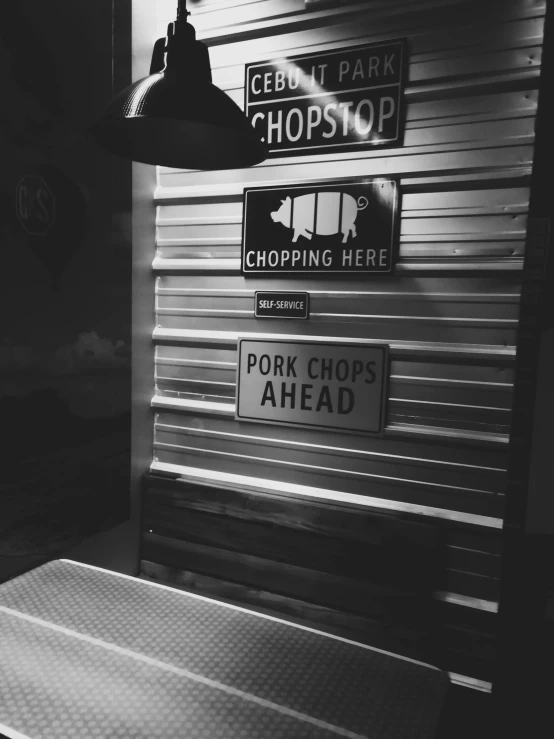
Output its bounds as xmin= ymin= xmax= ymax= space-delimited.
xmin=235 ymin=337 xmax=389 ymax=437
xmin=241 ymin=178 xmax=400 ymax=276
xmin=255 ymin=291 xmax=310 ymax=319
xmin=244 ymin=38 xmax=408 ymax=158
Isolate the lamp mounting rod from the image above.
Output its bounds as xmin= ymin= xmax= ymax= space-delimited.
xmin=177 ymin=0 xmax=190 ymax=20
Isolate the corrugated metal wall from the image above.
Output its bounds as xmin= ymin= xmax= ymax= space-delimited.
xmin=143 ymin=0 xmax=546 ymax=688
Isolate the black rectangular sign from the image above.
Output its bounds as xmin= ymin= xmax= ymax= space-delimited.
xmin=255 ymin=291 xmax=309 ymax=319
xmin=242 ymin=178 xmax=399 ymax=275
xmin=245 ymin=39 xmax=407 ymax=157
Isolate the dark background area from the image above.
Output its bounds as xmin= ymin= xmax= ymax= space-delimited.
xmin=0 ymin=1 xmax=132 ymax=581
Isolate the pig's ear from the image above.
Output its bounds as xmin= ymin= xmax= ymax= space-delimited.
xmin=286 ymin=196 xmax=291 ymax=202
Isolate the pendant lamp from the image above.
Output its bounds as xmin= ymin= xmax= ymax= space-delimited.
xmin=91 ymin=1 xmax=267 ymax=170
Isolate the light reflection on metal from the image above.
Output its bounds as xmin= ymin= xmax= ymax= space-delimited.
xmin=272 ymin=59 xmax=381 ymax=144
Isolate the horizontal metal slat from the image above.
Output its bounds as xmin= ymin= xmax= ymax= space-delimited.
xmin=164 ymin=0 xmax=544 ymax=38
xmin=155 ymin=146 xmax=534 ymax=199
xmin=155 ymin=288 xmax=521 ymax=302
xmin=155 ymin=274 xmax=523 ymax=294
xmin=152 ymin=396 xmax=511 ymax=446
xmin=153 ymin=414 xmax=510 ymax=471
xmin=152 ymin=327 xmax=516 ymax=361
xmin=156 ymin=184 xmax=531 ymax=225
xmin=153 ymin=415 xmax=508 ymax=472
xmin=156 ymin=376 xmax=518 ymax=407
xmin=156 ymin=348 xmax=514 ymax=389
xmin=203 ymin=5 xmax=543 ymax=68
xmin=149 ymin=460 xmax=504 ymax=527
xmin=179 ymin=0 xmax=506 ymax=38
xmin=156 ymin=363 xmax=514 ymax=396
xmin=154 ymin=422 xmax=506 ymax=487
xmin=152 ymin=442 xmax=505 ymax=518
xmin=156 ymin=307 xmax=518 ymax=327
xmin=155 ymin=244 xmax=525 ymax=261
xmin=224 ymin=85 xmax=538 ymax=123
xmin=155 ymin=315 xmax=516 ymax=348
xmin=155 ymin=368 xmax=514 ymax=431
xmin=157 ymin=214 xmax=527 ymax=245
xmin=153 ymin=257 xmax=525 ymax=272
xmin=156 ymin=169 xmax=532 ymax=199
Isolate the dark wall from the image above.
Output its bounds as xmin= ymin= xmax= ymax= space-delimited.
xmin=0 ymin=1 xmax=132 ymax=578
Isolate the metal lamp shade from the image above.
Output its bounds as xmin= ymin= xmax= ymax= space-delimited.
xmin=92 ymin=10 xmax=267 ymax=171
xmin=91 ymin=71 xmax=267 ymax=170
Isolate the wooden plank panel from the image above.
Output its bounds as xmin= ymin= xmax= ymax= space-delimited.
xmin=447 ymin=545 xmax=501 ymax=580
xmin=446 ymin=571 xmax=500 ymax=602
xmin=139 ymin=555 xmax=496 ymax=679
xmin=141 ymin=532 xmax=431 ymax=619
xmin=139 ymin=558 xmax=448 ymax=666
xmin=142 ymin=511 xmax=439 ymax=590
xmin=143 ymin=475 xmax=500 ymax=602
xmin=142 ymin=474 xmax=465 ymax=539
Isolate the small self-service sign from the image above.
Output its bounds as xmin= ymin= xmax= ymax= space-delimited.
xmin=245 ymin=39 xmax=407 ymax=158
xmin=255 ymin=291 xmax=309 ymax=319
xmin=236 ymin=338 xmax=388 ymax=435
xmin=242 ymin=178 xmax=399 ymax=275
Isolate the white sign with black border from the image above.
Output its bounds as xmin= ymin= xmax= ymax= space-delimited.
xmin=236 ymin=338 xmax=388 ymax=435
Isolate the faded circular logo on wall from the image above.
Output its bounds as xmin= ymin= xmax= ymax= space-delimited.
xmin=14 ymin=164 xmax=87 ymax=282
xmin=16 ymin=174 xmax=56 ymax=235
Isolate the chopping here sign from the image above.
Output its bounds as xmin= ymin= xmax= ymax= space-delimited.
xmin=245 ymin=39 xmax=406 ymax=156
xmin=236 ymin=339 xmax=388 ymax=435
xmin=241 ymin=179 xmax=399 ymax=275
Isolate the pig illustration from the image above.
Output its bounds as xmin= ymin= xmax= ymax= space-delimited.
xmin=271 ymin=191 xmax=369 ymax=243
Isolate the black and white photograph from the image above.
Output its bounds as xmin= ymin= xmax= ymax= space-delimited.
xmin=1 ymin=1 xmax=552 ymax=738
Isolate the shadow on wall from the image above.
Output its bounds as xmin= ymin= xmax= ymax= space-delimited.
xmin=0 ymin=1 xmax=132 ymax=579
xmin=0 ymin=331 xmax=131 ymax=567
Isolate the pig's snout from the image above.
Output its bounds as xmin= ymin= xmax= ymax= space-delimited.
xmin=271 ymin=211 xmax=278 ymax=222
